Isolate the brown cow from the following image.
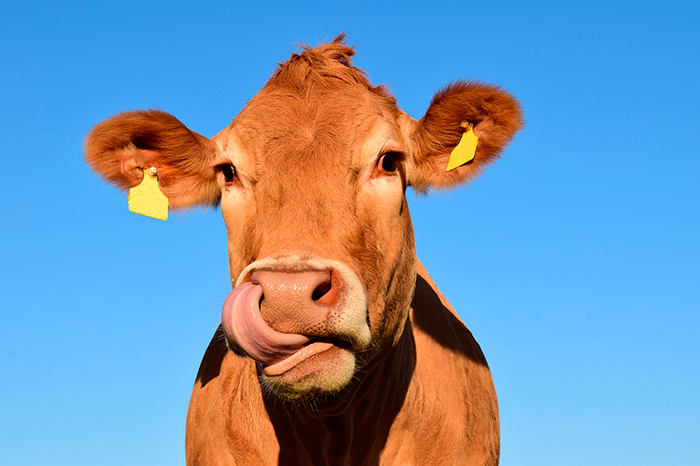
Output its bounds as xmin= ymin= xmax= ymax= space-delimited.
xmin=85 ymin=36 xmax=522 ymax=465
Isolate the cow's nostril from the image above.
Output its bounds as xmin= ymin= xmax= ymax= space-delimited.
xmin=311 ymin=278 xmax=333 ymax=302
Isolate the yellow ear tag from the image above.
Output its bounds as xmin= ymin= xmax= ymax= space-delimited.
xmin=128 ymin=167 xmax=169 ymax=221
xmin=446 ymin=123 xmax=479 ymax=171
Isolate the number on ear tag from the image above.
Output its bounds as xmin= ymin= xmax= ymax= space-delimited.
xmin=446 ymin=123 xmax=479 ymax=171
xmin=128 ymin=168 xmax=169 ymax=221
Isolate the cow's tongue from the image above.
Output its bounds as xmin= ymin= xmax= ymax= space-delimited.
xmin=221 ymin=282 xmax=311 ymax=366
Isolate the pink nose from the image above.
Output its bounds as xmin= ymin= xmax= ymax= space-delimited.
xmin=251 ymin=269 xmax=341 ymax=335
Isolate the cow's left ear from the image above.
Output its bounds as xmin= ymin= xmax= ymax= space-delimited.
xmin=405 ymin=81 xmax=523 ymax=192
xmin=85 ymin=110 xmax=223 ymax=209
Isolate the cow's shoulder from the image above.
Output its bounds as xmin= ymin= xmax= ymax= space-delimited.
xmin=390 ymin=260 xmax=499 ymax=465
xmin=411 ymin=260 xmax=489 ymax=365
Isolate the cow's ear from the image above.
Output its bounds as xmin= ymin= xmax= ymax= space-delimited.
xmin=406 ymin=81 xmax=523 ymax=192
xmin=84 ymin=110 xmax=222 ymax=209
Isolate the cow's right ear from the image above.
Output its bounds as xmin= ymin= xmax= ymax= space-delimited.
xmin=84 ymin=110 xmax=223 ymax=209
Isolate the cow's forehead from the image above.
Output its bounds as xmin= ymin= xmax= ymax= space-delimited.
xmin=223 ymin=83 xmax=403 ymax=181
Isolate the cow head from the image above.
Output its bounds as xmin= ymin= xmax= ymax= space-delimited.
xmin=85 ymin=37 xmax=522 ymax=402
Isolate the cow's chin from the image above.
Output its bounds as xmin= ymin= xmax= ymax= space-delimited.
xmin=259 ymin=344 xmax=356 ymax=402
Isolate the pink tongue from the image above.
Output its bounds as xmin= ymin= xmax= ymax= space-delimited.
xmin=221 ymin=282 xmax=310 ymax=366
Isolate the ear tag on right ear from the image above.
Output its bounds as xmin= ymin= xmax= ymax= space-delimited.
xmin=128 ymin=167 xmax=169 ymax=221
xmin=446 ymin=123 xmax=479 ymax=171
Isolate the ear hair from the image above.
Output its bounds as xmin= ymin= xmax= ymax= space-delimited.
xmin=84 ymin=110 xmax=221 ymax=209
xmin=410 ymin=81 xmax=523 ymax=192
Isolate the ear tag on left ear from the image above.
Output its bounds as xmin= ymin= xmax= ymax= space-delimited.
xmin=446 ymin=123 xmax=479 ymax=171
xmin=128 ymin=167 xmax=169 ymax=221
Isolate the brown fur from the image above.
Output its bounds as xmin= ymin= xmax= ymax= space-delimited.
xmin=85 ymin=36 xmax=522 ymax=465
xmin=270 ymin=34 xmax=395 ymax=105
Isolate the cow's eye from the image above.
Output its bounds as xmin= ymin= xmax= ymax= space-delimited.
xmin=217 ymin=163 xmax=237 ymax=183
xmin=378 ymin=152 xmax=401 ymax=173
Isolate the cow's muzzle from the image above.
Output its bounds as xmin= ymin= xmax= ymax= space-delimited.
xmin=221 ymin=257 xmax=371 ymax=379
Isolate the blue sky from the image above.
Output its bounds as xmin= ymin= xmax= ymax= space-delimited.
xmin=1 ymin=1 xmax=698 ymax=465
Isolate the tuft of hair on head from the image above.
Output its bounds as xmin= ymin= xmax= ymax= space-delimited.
xmin=269 ymin=34 xmax=394 ymax=102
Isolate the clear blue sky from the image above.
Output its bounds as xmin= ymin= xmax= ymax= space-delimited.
xmin=1 ymin=1 xmax=698 ymax=465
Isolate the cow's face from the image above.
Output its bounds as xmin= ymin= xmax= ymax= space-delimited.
xmin=85 ymin=39 xmax=522 ymax=402
xmin=214 ymin=77 xmax=417 ymax=399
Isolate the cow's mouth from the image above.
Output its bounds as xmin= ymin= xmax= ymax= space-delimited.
xmin=262 ymin=337 xmax=354 ymax=377
xmin=221 ymin=258 xmax=371 ymax=399
xmin=221 ymin=281 xmax=363 ymax=376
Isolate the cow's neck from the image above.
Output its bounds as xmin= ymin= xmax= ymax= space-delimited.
xmin=263 ymin=318 xmax=416 ymax=464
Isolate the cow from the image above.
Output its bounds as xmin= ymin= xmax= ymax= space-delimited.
xmin=85 ymin=36 xmax=522 ymax=465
